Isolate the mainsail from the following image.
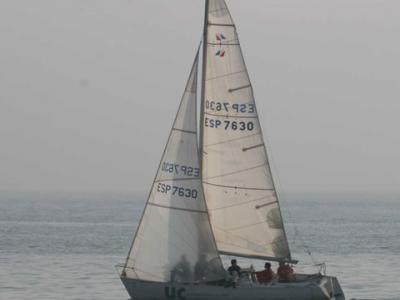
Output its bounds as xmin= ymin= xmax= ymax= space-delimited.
xmin=124 ymin=50 xmax=225 ymax=282
xmin=200 ymin=0 xmax=292 ymax=262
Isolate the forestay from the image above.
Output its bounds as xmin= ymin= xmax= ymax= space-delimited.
xmin=200 ymin=0 xmax=292 ymax=261
xmin=124 ymin=50 xmax=225 ymax=282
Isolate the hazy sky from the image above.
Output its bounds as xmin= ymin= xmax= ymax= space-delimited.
xmin=1 ymin=0 xmax=399 ymax=194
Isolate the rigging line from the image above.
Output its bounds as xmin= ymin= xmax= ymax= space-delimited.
xmin=122 ymin=265 xmax=140 ymax=279
xmin=261 ymin=125 xmax=318 ymax=266
xmin=210 ymin=195 xmax=274 ymax=211
xmin=204 ymin=162 xmax=267 ymax=181
xmin=293 ymin=225 xmax=319 ymax=266
xmin=154 ymin=178 xmax=199 ymax=183
xmin=205 ymin=69 xmax=246 ymax=82
xmin=148 ymin=202 xmax=207 ymax=214
xmin=172 ymin=128 xmax=197 ymax=134
xmin=225 ymin=220 xmax=267 ymax=231
xmin=204 ymin=111 xmax=258 ymax=119
xmin=204 ymin=132 xmax=260 ymax=148
xmin=203 ymin=181 xmax=274 ymax=191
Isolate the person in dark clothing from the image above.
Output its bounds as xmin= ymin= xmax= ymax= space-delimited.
xmin=227 ymin=259 xmax=241 ymax=275
xmin=227 ymin=259 xmax=241 ymax=287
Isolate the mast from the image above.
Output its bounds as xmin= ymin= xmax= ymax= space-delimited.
xmin=198 ymin=0 xmax=226 ymax=270
xmin=199 ymin=0 xmax=209 ymax=166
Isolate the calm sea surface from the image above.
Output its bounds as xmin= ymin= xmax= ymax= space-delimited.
xmin=0 ymin=191 xmax=399 ymax=300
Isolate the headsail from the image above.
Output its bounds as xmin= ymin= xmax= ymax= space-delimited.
xmin=200 ymin=0 xmax=292 ymax=262
xmin=124 ymin=49 xmax=225 ymax=282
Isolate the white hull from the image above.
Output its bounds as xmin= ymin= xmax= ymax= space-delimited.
xmin=120 ymin=274 xmax=345 ymax=300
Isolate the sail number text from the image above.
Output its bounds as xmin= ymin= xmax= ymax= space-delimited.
xmin=206 ymin=100 xmax=255 ymax=113
xmin=162 ymin=163 xmax=200 ymax=177
xmin=204 ymin=118 xmax=254 ymax=131
xmin=157 ymin=183 xmax=198 ymax=199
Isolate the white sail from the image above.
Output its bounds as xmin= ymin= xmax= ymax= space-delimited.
xmin=200 ymin=0 xmax=292 ymax=261
xmin=124 ymin=50 xmax=225 ymax=282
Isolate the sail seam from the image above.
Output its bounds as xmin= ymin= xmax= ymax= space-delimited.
xmin=148 ymin=202 xmax=207 ymax=214
xmin=206 ymin=70 xmax=246 ymax=81
xmin=204 ymin=132 xmax=260 ymax=147
xmin=149 ymin=202 xmax=209 ymax=254
xmin=204 ymin=111 xmax=258 ymax=119
xmin=204 ymin=162 xmax=267 ymax=180
xmin=213 ymin=227 xmax=276 ymax=252
xmin=202 ymin=181 xmax=274 ymax=191
xmin=154 ymin=178 xmax=200 ymax=183
xmin=218 ymin=242 xmax=266 ymax=253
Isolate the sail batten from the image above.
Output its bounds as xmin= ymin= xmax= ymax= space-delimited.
xmin=200 ymin=0 xmax=292 ymax=261
xmin=203 ymin=182 xmax=275 ymax=191
xmin=148 ymin=202 xmax=208 ymax=214
xmin=172 ymin=128 xmax=197 ymax=134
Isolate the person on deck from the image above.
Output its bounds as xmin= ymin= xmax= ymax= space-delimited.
xmin=194 ymin=254 xmax=208 ymax=281
xmin=254 ymin=262 xmax=274 ymax=284
xmin=171 ymin=255 xmax=192 ymax=282
xmin=277 ymin=261 xmax=294 ymax=282
xmin=227 ymin=259 xmax=241 ymax=288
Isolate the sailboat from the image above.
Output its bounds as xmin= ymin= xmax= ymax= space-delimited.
xmin=119 ymin=1 xmax=345 ymax=299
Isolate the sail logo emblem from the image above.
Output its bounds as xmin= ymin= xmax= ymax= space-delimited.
xmin=215 ymin=33 xmax=226 ymax=58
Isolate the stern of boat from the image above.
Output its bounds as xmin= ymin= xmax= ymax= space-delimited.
xmin=317 ymin=275 xmax=345 ymax=300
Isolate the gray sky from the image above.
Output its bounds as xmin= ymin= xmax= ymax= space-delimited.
xmin=1 ymin=0 xmax=399 ymax=193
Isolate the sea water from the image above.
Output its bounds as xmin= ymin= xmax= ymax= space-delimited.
xmin=0 ymin=191 xmax=399 ymax=300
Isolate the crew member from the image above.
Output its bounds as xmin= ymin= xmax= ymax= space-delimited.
xmin=255 ymin=262 xmax=274 ymax=284
xmin=277 ymin=261 xmax=294 ymax=282
xmin=227 ymin=259 xmax=241 ymax=288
